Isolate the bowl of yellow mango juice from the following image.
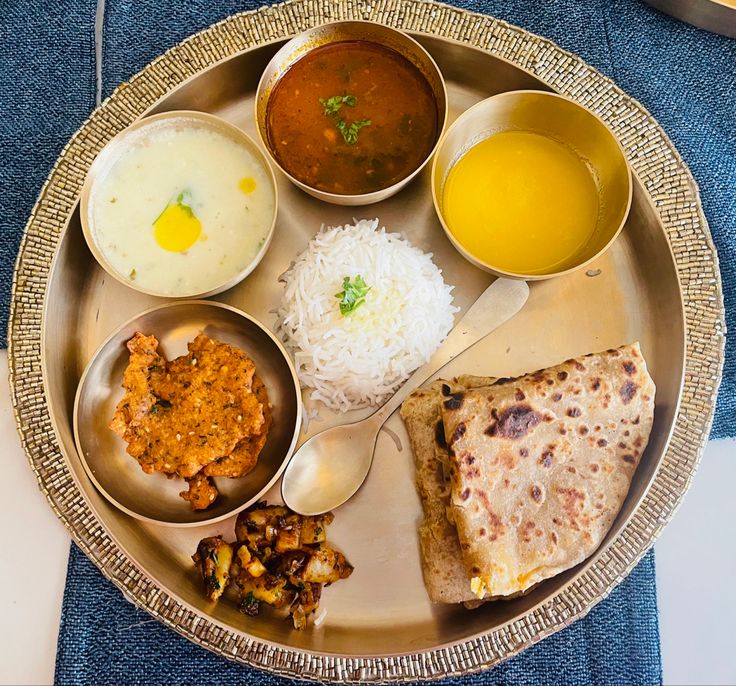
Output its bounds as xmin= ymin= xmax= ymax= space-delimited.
xmin=431 ymin=91 xmax=632 ymax=279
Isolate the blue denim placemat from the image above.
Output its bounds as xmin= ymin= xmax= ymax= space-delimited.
xmin=56 ymin=544 xmax=661 ymax=685
xmin=0 ymin=0 xmax=97 ymax=348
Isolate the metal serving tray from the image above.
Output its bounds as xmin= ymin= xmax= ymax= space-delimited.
xmin=8 ymin=1 xmax=724 ymax=681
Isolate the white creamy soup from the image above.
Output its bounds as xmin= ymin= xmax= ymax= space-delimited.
xmin=90 ymin=121 xmax=275 ymax=296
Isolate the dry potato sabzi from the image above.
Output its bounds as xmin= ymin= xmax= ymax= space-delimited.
xmin=110 ymin=332 xmax=271 ymax=510
xmin=192 ymin=503 xmax=353 ymax=629
xmin=192 ymin=536 xmax=234 ymax=601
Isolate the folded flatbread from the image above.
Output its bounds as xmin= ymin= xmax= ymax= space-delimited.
xmin=440 ymin=343 xmax=655 ymax=598
xmin=401 ymin=344 xmax=655 ymax=604
xmin=401 ymin=378 xmax=494 ymax=605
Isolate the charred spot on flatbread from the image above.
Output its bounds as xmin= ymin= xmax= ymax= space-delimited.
xmin=619 ymin=380 xmax=638 ymax=404
xmin=486 ymin=403 xmax=543 ymax=440
xmin=443 ymin=392 xmax=465 ymax=410
xmin=449 ymin=422 xmax=467 ymax=447
xmin=434 ymin=420 xmax=447 ymax=450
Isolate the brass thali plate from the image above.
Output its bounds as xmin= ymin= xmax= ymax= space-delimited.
xmin=8 ymin=0 xmax=725 ymax=681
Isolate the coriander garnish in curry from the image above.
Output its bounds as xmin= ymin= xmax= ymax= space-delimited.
xmin=266 ymin=40 xmax=439 ymax=194
xmin=319 ymin=94 xmax=371 ymax=145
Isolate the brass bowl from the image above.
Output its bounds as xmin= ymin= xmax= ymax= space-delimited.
xmin=73 ymin=301 xmax=302 ymax=527
xmin=431 ymin=90 xmax=632 ymax=280
xmin=80 ymin=110 xmax=278 ymax=299
xmin=255 ymin=21 xmax=448 ymax=206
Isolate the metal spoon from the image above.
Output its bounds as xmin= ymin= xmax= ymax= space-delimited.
xmin=280 ymin=277 xmax=530 ymax=515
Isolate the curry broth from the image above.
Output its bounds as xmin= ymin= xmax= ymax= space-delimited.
xmin=266 ymin=41 xmax=439 ymax=195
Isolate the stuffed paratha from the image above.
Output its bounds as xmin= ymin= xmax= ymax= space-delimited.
xmin=440 ymin=343 xmax=655 ymax=598
xmin=400 ymin=377 xmax=496 ymax=605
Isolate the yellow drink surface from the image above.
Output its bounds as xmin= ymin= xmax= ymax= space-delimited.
xmin=442 ymin=131 xmax=600 ymax=275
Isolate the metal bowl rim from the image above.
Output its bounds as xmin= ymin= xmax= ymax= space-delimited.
xmin=253 ymin=20 xmax=449 ymax=205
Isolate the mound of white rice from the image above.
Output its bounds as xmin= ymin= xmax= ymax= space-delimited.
xmin=275 ymin=219 xmax=458 ymax=411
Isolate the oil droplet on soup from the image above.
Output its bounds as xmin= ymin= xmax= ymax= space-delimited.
xmin=442 ymin=131 xmax=600 ymax=275
xmin=239 ymin=177 xmax=257 ymax=194
xmin=153 ymin=192 xmax=202 ymax=252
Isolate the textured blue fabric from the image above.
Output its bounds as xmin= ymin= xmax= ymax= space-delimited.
xmin=56 ymin=544 xmax=662 ymax=685
xmin=0 ymin=0 xmax=97 ymax=347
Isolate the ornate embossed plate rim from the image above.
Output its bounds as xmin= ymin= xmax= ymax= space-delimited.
xmin=8 ymin=0 xmax=725 ymax=681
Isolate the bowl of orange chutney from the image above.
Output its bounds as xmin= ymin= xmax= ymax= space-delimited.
xmin=255 ymin=21 xmax=447 ymax=206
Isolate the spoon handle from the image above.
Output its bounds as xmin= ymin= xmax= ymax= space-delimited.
xmin=373 ymin=277 xmax=530 ymax=424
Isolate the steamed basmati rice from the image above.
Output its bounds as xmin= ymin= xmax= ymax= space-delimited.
xmin=275 ymin=219 xmax=458 ymax=411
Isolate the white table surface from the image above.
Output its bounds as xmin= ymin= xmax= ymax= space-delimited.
xmin=1 ymin=349 xmax=734 ymax=685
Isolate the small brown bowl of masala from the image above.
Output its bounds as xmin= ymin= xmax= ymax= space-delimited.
xmin=255 ymin=21 xmax=448 ymax=206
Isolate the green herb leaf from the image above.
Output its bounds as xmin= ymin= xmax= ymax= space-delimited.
xmin=240 ymin=591 xmax=260 ymax=616
xmin=319 ymin=94 xmax=357 ymax=116
xmin=335 ymin=118 xmax=371 ymax=145
xmin=335 ymin=275 xmax=372 ymax=316
xmin=208 ymin=571 xmax=220 ymax=590
xmin=153 ymin=189 xmax=195 ymax=225
xmin=319 ymin=95 xmax=370 ymax=144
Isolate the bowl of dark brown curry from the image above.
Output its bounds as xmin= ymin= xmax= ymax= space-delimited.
xmin=255 ymin=21 xmax=448 ymax=205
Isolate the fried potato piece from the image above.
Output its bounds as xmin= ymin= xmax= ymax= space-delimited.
xmin=290 ymin=583 xmax=322 ymax=630
xmin=213 ymin=503 xmax=353 ymax=629
xmin=235 ymin=573 xmax=295 ymax=613
xmin=234 ymin=504 xmax=289 ymax=546
xmin=192 ymin=536 xmax=233 ymax=601
xmin=204 ymin=375 xmax=272 ymax=478
xmin=298 ymin=545 xmax=353 ymax=584
xmin=180 ymin=473 xmax=219 ymax=510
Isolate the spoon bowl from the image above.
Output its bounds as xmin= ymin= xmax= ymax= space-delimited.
xmin=280 ymin=416 xmax=383 ymax=515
